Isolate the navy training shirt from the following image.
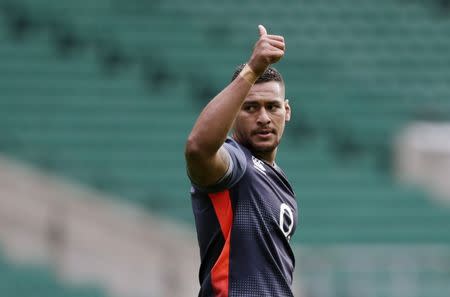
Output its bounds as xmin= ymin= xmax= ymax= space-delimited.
xmin=190 ymin=137 xmax=298 ymax=297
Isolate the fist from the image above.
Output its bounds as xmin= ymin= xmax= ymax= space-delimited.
xmin=247 ymin=25 xmax=285 ymax=76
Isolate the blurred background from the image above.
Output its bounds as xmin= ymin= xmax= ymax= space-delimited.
xmin=0 ymin=0 xmax=450 ymax=296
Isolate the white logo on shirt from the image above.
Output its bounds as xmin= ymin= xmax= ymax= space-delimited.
xmin=252 ymin=156 xmax=266 ymax=175
xmin=279 ymin=203 xmax=294 ymax=241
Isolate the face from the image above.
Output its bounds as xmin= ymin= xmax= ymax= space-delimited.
xmin=232 ymin=81 xmax=291 ymax=163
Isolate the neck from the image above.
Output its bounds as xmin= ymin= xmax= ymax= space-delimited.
xmin=254 ymin=149 xmax=276 ymax=166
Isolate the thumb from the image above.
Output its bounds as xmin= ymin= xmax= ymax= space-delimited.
xmin=258 ymin=24 xmax=267 ymax=37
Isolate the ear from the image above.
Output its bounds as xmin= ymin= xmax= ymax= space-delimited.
xmin=284 ymin=99 xmax=291 ymax=122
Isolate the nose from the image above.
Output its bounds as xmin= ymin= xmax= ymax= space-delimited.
xmin=256 ymin=108 xmax=271 ymax=126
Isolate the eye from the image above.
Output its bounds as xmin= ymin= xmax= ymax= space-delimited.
xmin=267 ymin=103 xmax=280 ymax=111
xmin=244 ymin=105 xmax=257 ymax=112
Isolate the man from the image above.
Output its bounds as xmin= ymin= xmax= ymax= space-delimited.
xmin=185 ymin=25 xmax=297 ymax=297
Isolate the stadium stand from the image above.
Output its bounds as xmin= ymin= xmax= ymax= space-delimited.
xmin=1 ymin=0 xmax=450 ymax=244
xmin=298 ymin=245 xmax=450 ymax=297
xmin=1 ymin=1 xmax=450 ymax=297
xmin=0 ymin=249 xmax=106 ymax=297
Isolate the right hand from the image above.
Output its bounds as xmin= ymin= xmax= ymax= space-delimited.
xmin=247 ymin=25 xmax=285 ymax=77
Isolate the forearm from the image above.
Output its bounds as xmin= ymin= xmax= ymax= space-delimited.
xmin=186 ymin=73 xmax=254 ymax=157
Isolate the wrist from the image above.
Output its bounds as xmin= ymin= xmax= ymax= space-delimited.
xmin=239 ymin=64 xmax=258 ymax=85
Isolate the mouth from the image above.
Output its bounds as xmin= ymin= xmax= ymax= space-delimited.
xmin=253 ymin=129 xmax=275 ymax=138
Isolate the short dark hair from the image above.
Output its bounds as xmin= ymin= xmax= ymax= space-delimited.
xmin=231 ymin=64 xmax=284 ymax=84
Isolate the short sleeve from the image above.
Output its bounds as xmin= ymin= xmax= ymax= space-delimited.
xmin=191 ymin=138 xmax=247 ymax=193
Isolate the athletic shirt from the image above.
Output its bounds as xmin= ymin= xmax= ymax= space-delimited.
xmin=190 ymin=137 xmax=298 ymax=297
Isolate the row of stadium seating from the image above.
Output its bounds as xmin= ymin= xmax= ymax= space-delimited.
xmin=0 ymin=249 xmax=106 ymax=297
xmin=6 ymin=0 xmax=450 ymax=153
xmin=1 ymin=0 xmax=450 ymax=244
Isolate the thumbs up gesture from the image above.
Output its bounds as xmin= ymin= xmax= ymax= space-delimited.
xmin=247 ymin=25 xmax=285 ymax=76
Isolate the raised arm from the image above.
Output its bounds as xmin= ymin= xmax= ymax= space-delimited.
xmin=185 ymin=25 xmax=285 ymax=187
